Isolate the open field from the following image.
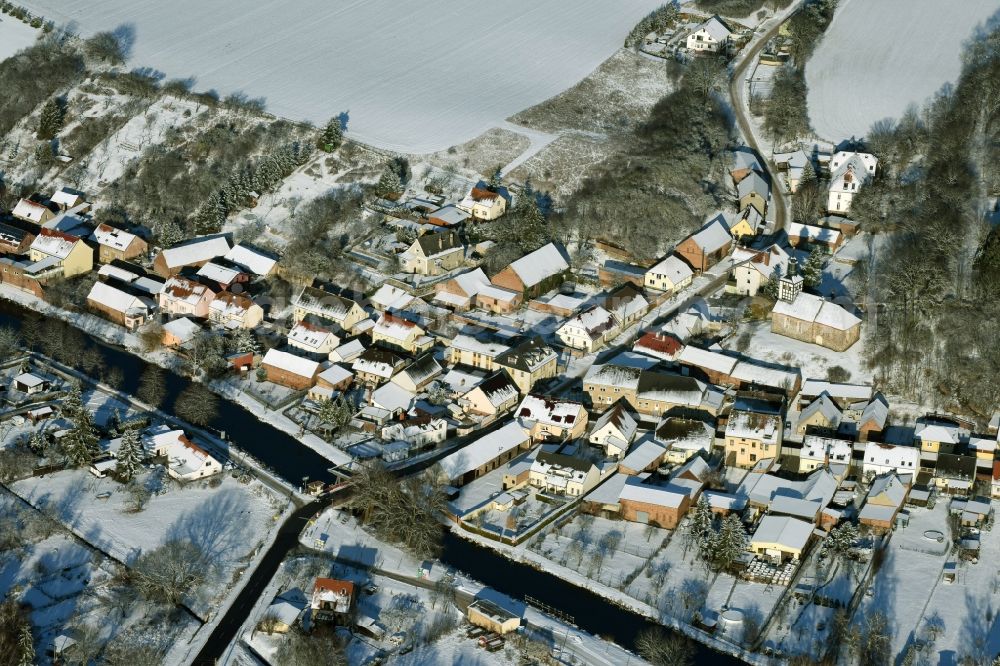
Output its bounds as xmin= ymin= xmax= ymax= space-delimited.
xmin=0 ymin=15 xmax=38 ymax=61
xmin=806 ymin=0 xmax=1000 ymax=140
xmin=20 ymin=0 xmax=662 ymax=152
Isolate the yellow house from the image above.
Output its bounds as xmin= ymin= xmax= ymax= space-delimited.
xmin=914 ymin=419 xmax=965 ymax=456
xmin=468 ymin=599 xmax=520 ymax=635
xmin=796 ymin=394 xmax=842 ymax=436
xmin=448 ymin=333 xmax=509 ymax=371
xmin=292 ymin=286 xmax=368 ymax=331
xmin=737 ymin=172 xmax=769 ymax=216
xmin=644 ymin=254 xmax=694 ymax=293
xmin=460 ymin=371 xmax=520 ymax=418
xmin=729 ymin=206 xmax=763 ymax=240
xmin=459 ymin=187 xmax=507 ymax=221
xmin=515 ymin=394 xmax=589 ymax=442
xmin=494 ymin=336 xmax=558 ymax=395
xmin=370 ymin=313 xmax=433 ymax=354
xmin=29 ymin=229 xmax=93 ymax=278
xmin=724 ymin=398 xmax=784 ymax=469
xmin=400 ymin=230 xmax=464 ymax=276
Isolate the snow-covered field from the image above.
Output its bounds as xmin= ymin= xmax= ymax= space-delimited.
xmin=0 ymin=15 xmax=38 ymax=61
xmin=20 ymin=0 xmax=663 ymax=152
xmin=806 ymin=0 xmax=1000 ymax=140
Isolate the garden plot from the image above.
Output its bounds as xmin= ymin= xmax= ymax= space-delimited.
xmin=806 ymin=0 xmax=1000 ymax=141
xmin=11 ymin=468 xmax=288 ymax=616
xmin=530 ymin=515 xmax=667 ymax=590
xmin=0 ymin=15 xmax=38 ymax=62
xmin=21 ymin=0 xmax=663 ymax=153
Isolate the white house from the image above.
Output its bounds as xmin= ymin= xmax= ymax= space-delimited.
xmin=224 ymin=243 xmax=277 ymax=276
xmin=589 ymin=402 xmax=638 ymax=457
xmin=381 ymin=418 xmax=448 ymax=448
xmin=142 ymin=427 xmax=222 ymax=482
xmin=528 ymin=451 xmax=600 ymax=497
xmin=288 ymin=320 xmax=341 ymax=357
xmin=686 ymin=16 xmax=732 ymax=53
xmin=86 ymin=280 xmax=155 ymax=330
xmin=827 ymin=151 xmax=877 ymax=214
xmin=732 ymin=244 xmax=789 ymax=296
xmin=556 ymin=306 xmax=620 ymax=353
xmin=862 ymin=441 xmax=919 ymax=479
xmin=208 ymin=292 xmax=264 ymax=330
xmin=644 ymin=254 xmax=694 ymax=293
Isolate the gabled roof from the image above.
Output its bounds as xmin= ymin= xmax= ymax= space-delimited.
xmin=12 ymin=198 xmax=52 ymax=223
xmin=646 ymin=254 xmax=693 ymax=285
xmin=495 ymin=336 xmax=556 ymax=373
xmin=737 ymin=171 xmax=769 ymax=200
xmin=867 ymin=473 xmax=907 ymax=507
xmin=262 ymin=348 xmax=319 ymax=378
xmin=592 ymin=401 xmax=638 ymax=442
xmin=687 ymin=219 xmax=732 ymax=254
xmin=30 ymin=228 xmax=81 ymax=259
xmin=860 ymin=393 xmax=889 ymax=429
xmin=91 ymin=223 xmax=140 ymax=251
xmin=469 ymin=370 xmax=520 ymax=408
xmin=516 ymin=394 xmax=584 ymax=428
xmin=560 ymin=305 xmax=617 ymax=339
xmin=695 ymin=15 xmax=733 ymax=41
xmin=772 ymin=293 xmax=860 ymax=330
xmin=799 ymin=393 xmax=842 ymax=428
xmin=437 ymin=421 xmax=529 ymax=480
xmin=504 ymin=242 xmax=569 ymax=288
xmin=294 ymin=286 xmax=361 ymax=322
xmin=751 ymin=515 xmax=812 ymax=551
xmin=159 ymin=235 xmax=231 ymax=269
xmin=224 ymin=243 xmax=277 ymax=275
xmin=415 ymin=230 xmax=462 ymax=257
xmin=87 ymin=281 xmax=152 ymax=315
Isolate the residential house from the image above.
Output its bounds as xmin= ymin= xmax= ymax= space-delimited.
xmin=287 ymin=319 xmax=341 ymax=357
xmin=859 ymin=473 xmax=909 ymax=532
xmin=474 ymin=282 xmax=523 ymax=314
xmin=798 ymin=434 xmax=853 ymax=473
xmin=352 ymin=348 xmax=407 ymax=386
xmin=494 ymin=336 xmax=558 ymax=395
xmin=750 ymin=515 xmax=813 ymax=562
xmin=686 ymin=15 xmax=732 ymax=53
xmin=382 ymin=417 xmax=448 ymax=449
xmin=434 ymin=268 xmax=495 ymax=311
xmin=730 ymin=148 xmax=763 ymax=184
xmin=515 ymin=394 xmax=588 ymax=442
xmin=311 ymin=578 xmax=355 ymax=624
xmin=732 ymin=244 xmax=789 ymax=296
xmin=436 ymin=421 xmax=531 ymax=486
xmin=401 ymin=230 xmax=464 ymax=276
xmin=152 ymin=235 xmax=231 ymax=277
xmin=529 ymin=451 xmax=601 ymax=497
xmin=90 ymin=224 xmax=147 ymax=263
xmin=28 ymin=229 xmax=93 ymax=277
xmin=490 ymin=242 xmax=569 ymax=299
xmin=604 ymin=283 xmax=649 ymax=329
xmin=197 ymin=260 xmax=251 ymax=291
xmin=862 ymin=441 xmax=919 ymax=479
xmin=313 ymin=364 xmax=354 ymax=394
xmin=724 ymin=394 xmax=784 ymax=468
xmin=261 ymin=349 xmax=320 ymax=390
xmin=729 ymin=205 xmax=763 ymax=240
xmin=292 ymin=286 xmax=368 ymax=332
xmin=787 ymin=222 xmax=843 ymax=252
xmin=675 ymin=218 xmax=732 ymax=272
xmin=159 ymin=276 xmax=216 ymax=318
xmin=161 ymin=317 xmax=201 ymax=347
xmin=556 ymin=306 xmax=619 ymax=353
xmin=772 ymin=292 xmax=861 ymax=351
xmin=224 ymin=243 xmax=277 ymax=276
xmin=49 ymin=187 xmax=86 ymax=211
xmin=0 ymin=221 xmax=36 ymax=255
xmin=11 ymin=198 xmax=54 ymax=225
xmin=460 ymin=370 xmax=520 ymax=419
xmin=655 ymin=416 xmax=716 ymax=465
xmin=467 ymin=599 xmax=520 ymax=635
xmin=86 ymin=280 xmax=155 ymax=330
xmin=618 ymin=477 xmax=693 ymax=528
xmin=426 ymin=204 xmax=470 ymax=228
xmin=737 ymin=171 xmax=769 ymax=217
xmin=632 ymin=331 xmax=683 ymax=361
xmin=799 ymin=380 xmax=873 ymax=409
xmin=618 ymin=439 xmax=668 ymax=475
xmin=448 ymin=332 xmax=509 ymax=371
xmin=827 ymin=151 xmax=877 ymax=214
xmin=458 ymin=187 xmax=507 ymax=221
xmin=141 ymin=428 xmax=222 ymax=482
xmin=773 ymin=150 xmax=809 ymax=192
xmin=858 ymin=393 xmax=889 ymax=442
xmin=371 ymin=313 xmax=433 ymax=354
xmin=209 ymin=292 xmax=263 ymax=330
xmin=589 ymin=400 xmax=639 ymax=458
xmin=644 ymin=254 xmax=694 ymax=293
xmin=390 ymin=353 xmax=442 ymax=393
xmin=584 ymin=362 xmax=713 ymax=417
xmin=796 ymin=393 xmax=843 ymax=436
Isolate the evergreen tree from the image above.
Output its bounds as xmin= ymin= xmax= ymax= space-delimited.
xmin=709 ymin=514 xmax=748 ymax=572
xmin=319 ymin=117 xmax=343 ymax=152
xmin=37 ymin=97 xmax=65 ymax=140
xmin=230 ymin=328 xmax=260 ymax=355
xmin=687 ymin=495 xmax=714 ymax=554
xmin=374 ymin=168 xmax=402 ymax=198
xmin=27 ymin=430 xmax=46 ymax=455
xmin=762 ymin=268 xmax=781 ymax=300
xmin=488 ymin=164 xmax=503 ymax=191
xmin=116 ymin=424 xmax=144 ymax=483
xmin=61 ymin=384 xmax=99 ymax=467
xmin=802 ymin=247 xmax=824 ymax=288
xmin=512 ymin=191 xmax=548 ymax=252
xmin=157 ymin=220 xmax=185 ymax=248
xmin=17 ymin=624 xmax=34 ymax=666
xmin=317 ymin=395 xmax=353 ymax=430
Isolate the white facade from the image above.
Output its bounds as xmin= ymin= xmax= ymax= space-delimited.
xmin=686 ymin=17 xmax=732 ymax=52
xmin=827 ymin=152 xmax=877 ymax=213
xmin=862 ymin=441 xmax=919 ymax=479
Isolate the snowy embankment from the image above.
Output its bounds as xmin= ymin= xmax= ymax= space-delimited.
xmin=19 ymin=0 xmax=662 ymax=153
xmin=806 ymin=0 xmax=1000 ymax=141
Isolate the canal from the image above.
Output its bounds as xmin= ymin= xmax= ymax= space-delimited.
xmin=0 ymin=300 xmax=744 ymax=663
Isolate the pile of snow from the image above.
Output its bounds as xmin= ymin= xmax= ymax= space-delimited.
xmin=20 ymin=0 xmax=663 ymax=152
xmin=806 ymin=0 xmax=999 ymax=140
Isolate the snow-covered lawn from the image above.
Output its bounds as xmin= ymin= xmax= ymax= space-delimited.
xmin=806 ymin=0 xmax=1000 ymax=141
xmin=21 ymin=0 xmax=664 ymax=152
xmin=0 ymin=15 xmax=38 ymax=62
xmin=11 ymin=469 xmax=289 ymax=615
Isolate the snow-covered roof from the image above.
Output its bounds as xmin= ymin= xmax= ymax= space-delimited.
xmin=752 ymin=515 xmax=812 ymax=551
xmin=830 ymin=151 xmax=877 ymax=175
xmin=262 ymin=348 xmax=320 ymax=379
xmin=224 ymin=244 xmax=277 ymax=275
xmin=584 ymin=363 xmax=642 ymax=390
xmin=695 ymin=15 xmax=733 ymax=42
xmin=371 ymin=381 xmax=416 ymax=413
xmin=731 ymin=148 xmax=761 ymax=174
xmin=330 ymin=339 xmax=366 ymax=363
xmin=772 ymin=293 xmax=861 ymax=330
xmin=677 ymin=345 xmax=737 ymax=375
xmin=516 ymin=394 xmax=584 ymax=429
xmin=689 ymin=219 xmax=731 ymax=254
xmin=197 ymin=261 xmax=242 ymax=284
xmin=317 ymin=364 xmax=352 ymax=387
xmin=801 ymin=380 xmax=872 ymax=402
xmin=210 ymin=292 xmax=257 ymax=320
xmin=373 ymin=312 xmax=420 ymax=342
xmin=162 ymin=317 xmax=201 ymax=344
xmin=476 ymin=283 xmax=520 ymax=302
xmin=859 ymin=394 xmax=889 ymax=428
xmin=86 ymin=281 xmax=152 ymax=315
xmin=592 ymin=403 xmax=638 ymax=441
xmin=725 ymin=409 xmax=781 ymax=443
xmin=288 ymin=320 xmax=339 ymax=351
xmin=737 ymin=171 xmax=769 ymax=200
xmin=12 ymin=198 xmax=50 ymax=223
xmin=801 ymin=434 xmax=852 ymax=464
xmin=160 ymin=235 xmax=231 ymax=269
xmin=863 ymin=441 xmax=919 ymax=470
xmin=370 ymin=283 xmax=415 ymax=311
xmin=91 ymin=223 xmax=140 ymax=251
xmin=619 ymin=476 xmax=688 ymax=507
xmin=30 ymin=228 xmax=80 ymax=259
xmin=559 ymin=306 xmax=617 ymax=339
xmin=788 ymin=222 xmax=841 ymax=244
xmin=50 ymin=187 xmax=85 ymax=209
xmin=646 ymin=254 xmax=693 ymax=285
xmin=731 ymin=361 xmax=799 ymax=391
xmin=506 ymin=242 xmax=569 ymax=288
xmin=13 ymin=372 xmax=45 ymax=388
xmin=867 ymin=473 xmax=907 ymax=507
xmin=914 ymin=420 xmax=966 ymax=445
xmin=469 ymin=371 xmax=520 ymax=408
xmin=437 ymin=421 xmax=529 ymax=480
xmin=450 ymin=332 xmax=509 ymax=358
xmin=619 ymin=439 xmax=666 ymax=472
xmin=445 ymin=268 xmax=490 ymax=298
xmin=799 ymin=393 xmax=842 ymax=428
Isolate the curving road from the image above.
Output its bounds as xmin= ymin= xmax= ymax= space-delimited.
xmin=728 ymin=4 xmax=803 ymax=233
